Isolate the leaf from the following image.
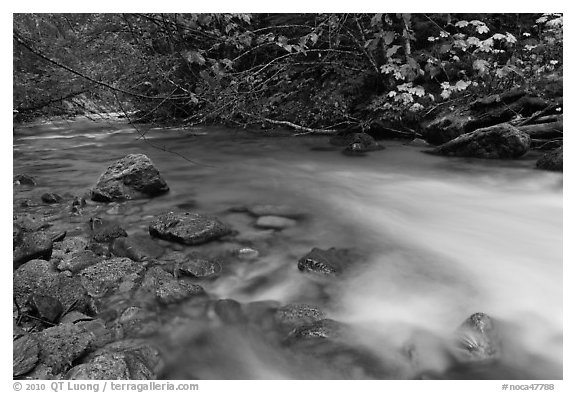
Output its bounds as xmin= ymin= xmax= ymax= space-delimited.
xmin=371 ymin=13 xmax=382 ymax=26
xmin=455 ymin=20 xmax=469 ymax=28
xmin=492 ymin=33 xmax=507 ymax=41
xmin=440 ymin=31 xmax=450 ymax=38
xmin=536 ymin=16 xmax=548 ymax=24
xmin=473 ymin=59 xmax=490 ymax=74
xmin=184 ymin=51 xmax=206 ymax=66
xmin=505 ymin=32 xmax=517 ymax=44
xmin=441 ymin=89 xmax=451 ymax=99
xmin=455 ymin=80 xmax=470 ymax=91
xmin=476 ymin=24 xmax=489 ymax=34
xmin=383 ymin=31 xmax=395 ymax=45
xmin=386 ymin=45 xmax=401 ymax=58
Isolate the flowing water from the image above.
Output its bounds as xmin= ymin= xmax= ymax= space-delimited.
xmin=13 ymin=117 xmax=563 ymax=379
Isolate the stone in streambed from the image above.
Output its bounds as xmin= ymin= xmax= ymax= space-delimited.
xmin=13 ymin=231 xmax=53 ymax=268
xmin=149 ymin=211 xmax=232 ymax=245
xmin=536 ymin=147 xmax=563 ymax=172
xmin=80 ymin=258 xmax=145 ymax=298
xmin=297 ymin=247 xmax=358 ymax=276
xmin=67 ymin=340 xmax=163 ymax=380
xmin=14 ymin=174 xmax=36 ymax=186
xmin=89 ymin=219 xmax=127 ymax=243
xmin=29 ymin=294 xmax=63 ymax=323
xmin=275 ymin=304 xmax=326 ymax=330
xmin=286 ymin=319 xmax=344 ymax=342
xmin=214 ymin=299 xmax=247 ymax=324
xmin=41 ymin=192 xmax=62 ymax=204
xmin=177 ymin=254 xmax=222 ymax=279
xmin=14 ymin=259 xmax=89 ymax=313
xmin=429 ymin=123 xmax=530 ymax=159
xmin=452 ymin=312 xmax=501 ymax=363
xmin=32 ymin=323 xmax=93 ymax=374
xmin=57 ymin=250 xmax=101 ymax=274
xmin=13 ymin=335 xmax=40 ymax=377
xmin=112 ymin=235 xmax=165 ymax=261
xmin=91 ymin=154 xmax=169 ymax=202
xmin=246 ymin=204 xmax=307 ymax=219
xmin=140 ymin=266 xmax=205 ymax=305
xmin=255 ymin=215 xmax=296 ymax=230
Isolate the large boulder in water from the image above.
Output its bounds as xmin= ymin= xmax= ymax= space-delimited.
xmin=429 ymin=123 xmax=530 ymax=159
xmin=452 ymin=312 xmax=501 ymax=363
xmin=330 ymin=132 xmax=384 ymax=155
xmin=90 ymin=154 xmax=169 ymax=202
xmin=536 ymin=147 xmax=563 ymax=172
xmin=149 ymin=211 xmax=232 ymax=245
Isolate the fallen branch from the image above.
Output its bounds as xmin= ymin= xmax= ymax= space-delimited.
xmin=517 ymin=120 xmax=563 ymax=139
xmin=240 ymin=111 xmax=338 ymax=135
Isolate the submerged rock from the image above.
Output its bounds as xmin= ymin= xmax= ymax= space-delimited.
xmin=286 ymin=319 xmax=343 ymax=342
xmin=429 ymin=123 xmax=530 ymax=159
xmin=536 ymin=147 xmax=563 ymax=172
xmin=177 ymin=254 xmax=222 ymax=279
xmin=214 ymin=299 xmax=247 ymax=324
xmin=255 ymin=215 xmax=297 ymax=230
xmin=453 ymin=312 xmax=501 ymax=363
xmin=14 ymin=174 xmax=36 ymax=186
xmin=112 ymin=235 xmax=165 ymax=261
xmin=149 ymin=211 xmax=232 ymax=245
xmin=246 ymin=204 xmax=307 ymax=219
xmin=41 ymin=192 xmax=62 ymax=204
xmin=297 ymin=247 xmax=358 ymax=276
xmin=140 ymin=266 xmax=205 ymax=305
xmin=90 ymin=154 xmax=169 ymax=202
xmin=90 ymin=219 xmax=128 ymax=243
xmin=13 ymin=231 xmax=53 ymax=268
xmin=13 ymin=335 xmax=40 ymax=377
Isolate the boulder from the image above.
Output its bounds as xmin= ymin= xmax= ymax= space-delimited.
xmin=111 ymin=235 xmax=165 ymax=261
xmin=453 ymin=312 xmax=501 ymax=363
xmin=14 ymin=174 xmax=36 ymax=186
xmin=330 ymin=132 xmax=385 ymax=155
xmin=536 ymin=147 xmax=563 ymax=172
xmin=177 ymin=254 xmax=222 ymax=279
xmin=274 ymin=303 xmax=326 ymax=330
xmin=57 ymin=250 xmax=101 ymax=274
xmin=297 ymin=247 xmax=358 ymax=276
xmin=149 ymin=212 xmax=232 ymax=245
xmin=429 ymin=123 xmax=530 ymax=159
xmin=214 ymin=299 xmax=247 ymax=324
xmin=41 ymin=192 xmax=62 ymax=204
xmin=29 ymin=294 xmax=63 ymax=323
xmin=13 ymin=231 xmax=53 ymax=268
xmin=90 ymin=154 xmax=169 ymax=202
xmin=32 ymin=323 xmax=93 ymax=374
xmin=14 ymin=259 xmax=89 ymax=313
xmin=286 ymin=319 xmax=344 ymax=342
xmin=66 ymin=340 xmax=163 ymax=380
xmin=140 ymin=266 xmax=205 ymax=305
xmin=80 ymin=258 xmax=145 ymax=298
xmin=13 ymin=335 xmax=40 ymax=377
xmin=255 ymin=215 xmax=297 ymax=230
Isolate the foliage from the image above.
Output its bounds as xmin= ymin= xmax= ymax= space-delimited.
xmin=13 ymin=13 xmax=563 ymax=129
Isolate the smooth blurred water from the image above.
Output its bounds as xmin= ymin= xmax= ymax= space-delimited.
xmin=13 ymin=118 xmax=563 ymax=379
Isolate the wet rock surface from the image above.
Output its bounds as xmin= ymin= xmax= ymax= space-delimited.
xmin=429 ymin=123 xmax=531 ymax=159
xmin=112 ymin=235 xmax=165 ymax=261
xmin=91 ymin=154 xmax=169 ymax=202
xmin=14 ymin=259 xmax=89 ymax=313
xmin=32 ymin=324 xmax=93 ymax=374
xmin=453 ymin=312 xmax=501 ymax=363
xmin=57 ymin=250 xmax=101 ymax=273
xmin=176 ymin=253 xmax=222 ymax=279
xmin=140 ymin=266 xmax=205 ymax=304
xmin=297 ymin=247 xmax=359 ymax=276
xmin=536 ymin=147 xmax=563 ymax=172
xmin=13 ymin=231 xmax=53 ymax=268
xmin=13 ymin=335 xmax=40 ymax=377
xmin=80 ymin=258 xmax=145 ymax=298
xmin=255 ymin=215 xmax=296 ymax=230
xmin=14 ymin=174 xmax=37 ymax=186
xmin=275 ymin=303 xmax=326 ymax=329
xmin=149 ymin=211 xmax=232 ymax=245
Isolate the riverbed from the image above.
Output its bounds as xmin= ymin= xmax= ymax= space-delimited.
xmin=13 ymin=117 xmax=563 ymax=379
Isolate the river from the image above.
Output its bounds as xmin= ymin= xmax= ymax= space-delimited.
xmin=13 ymin=117 xmax=563 ymax=379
